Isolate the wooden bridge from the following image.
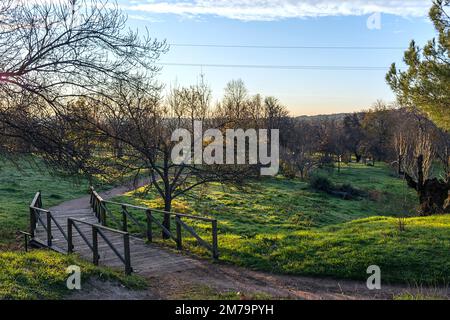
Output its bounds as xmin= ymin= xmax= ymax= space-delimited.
xmin=25 ymin=188 xmax=219 ymax=275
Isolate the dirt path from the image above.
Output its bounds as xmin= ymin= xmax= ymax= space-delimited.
xmin=58 ymin=184 xmax=449 ymax=300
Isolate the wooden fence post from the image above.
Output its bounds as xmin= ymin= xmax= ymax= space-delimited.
xmin=24 ymin=233 xmax=29 ymax=252
xmin=212 ymin=220 xmax=219 ymax=260
xmin=122 ymin=205 xmax=128 ymax=232
xmin=46 ymin=211 xmax=52 ymax=247
xmin=29 ymin=208 xmax=35 ymax=238
xmin=146 ymin=210 xmax=152 ymax=242
xmin=67 ymin=219 xmax=73 ymax=253
xmin=94 ymin=201 xmax=98 ymax=220
xmin=101 ymin=203 xmax=106 ymax=226
xmin=37 ymin=191 xmax=42 ymax=208
xmin=92 ymin=226 xmax=99 ymax=265
xmin=124 ymin=233 xmax=132 ymax=275
xmin=175 ymin=216 xmax=182 ymax=250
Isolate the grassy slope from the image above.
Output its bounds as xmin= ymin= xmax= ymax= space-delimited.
xmin=0 ymin=158 xmax=100 ymax=246
xmin=0 ymin=158 xmax=146 ymax=299
xmin=112 ymin=163 xmax=450 ymax=284
xmin=0 ymin=250 xmax=145 ymax=299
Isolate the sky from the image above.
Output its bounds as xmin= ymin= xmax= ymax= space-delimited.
xmin=116 ymin=0 xmax=437 ymax=116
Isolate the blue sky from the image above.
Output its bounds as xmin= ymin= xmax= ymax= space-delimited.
xmin=116 ymin=0 xmax=436 ymax=115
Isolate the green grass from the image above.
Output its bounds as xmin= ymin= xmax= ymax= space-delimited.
xmin=1 ymin=158 xmax=447 ymax=286
xmin=0 ymin=157 xmax=108 ymax=246
xmin=0 ymin=250 xmax=146 ymax=300
xmin=394 ymin=292 xmax=448 ymax=300
xmin=110 ymin=163 xmax=450 ymax=284
xmin=0 ymin=157 xmax=147 ymax=300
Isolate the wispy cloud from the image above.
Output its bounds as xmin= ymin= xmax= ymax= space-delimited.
xmin=122 ymin=0 xmax=431 ymax=21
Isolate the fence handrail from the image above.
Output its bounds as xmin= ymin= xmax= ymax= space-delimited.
xmin=30 ymin=192 xmax=41 ymax=208
xmin=102 ymin=200 xmax=217 ymax=223
xmin=68 ymin=217 xmax=132 ymax=274
xmin=68 ymin=217 xmax=129 ymax=235
xmin=28 ymin=191 xmax=133 ymax=275
xmin=29 ymin=192 xmax=68 ymax=245
xmin=29 ymin=206 xmax=50 ymax=213
xmin=90 ymin=187 xmax=219 ymax=260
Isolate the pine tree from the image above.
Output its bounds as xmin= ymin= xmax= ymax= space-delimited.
xmin=386 ymin=0 xmax=449 ymax=131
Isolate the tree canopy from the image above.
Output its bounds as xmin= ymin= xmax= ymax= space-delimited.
xmin=386 ymin=0 xmax=449 ymax=131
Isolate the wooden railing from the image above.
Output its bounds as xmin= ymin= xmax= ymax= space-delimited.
xmin=29 ymin=191 xmax=42 ymax=238
xmin=89 ymin=188 xmax=108 ymax=226
xmin=29 ymin=191 xmax=132 ymax=274
xmin=89 ymin=187 xmax=219 ymax=259
xmin=68 ymin=218 xmax=132 ymax=275
xmin=18 ymin=231 xmax=32 ymax=252
xmin=29 ymin=191 xmax=68 ymax=247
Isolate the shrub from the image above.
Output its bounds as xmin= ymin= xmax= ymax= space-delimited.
xmin=338 ymin=183 xmax=367 ymax=199
xmin=309 ymin=174 xmax=366 ymax=200
xmin=309 ymin=174 xmax=333 ymax=193
xmin=280 ymin=161 xmax=297 ymax=179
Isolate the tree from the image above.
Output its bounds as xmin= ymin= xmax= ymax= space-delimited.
xmin=386 ymin=1 xmax=450 ymax=214
xmin=62 ymin=79 xmax=257 ymax=237
xmin=342 ymin=113 xmax=365 ymax=162
xmin=386 ymin=0 xmax=449 ymax=131
xmin=403 ymin=132 xmax=450 ymax=214
xmin=0 ymin=0 xmax=167 ymax=135
xmin=221 ymin=79 xmax=249 ymax=121
xmin=361 ymin=101 xmax=396 ymax=163
xmin=281 ymin=120 xmax=318 ymax=179
xmin=395 ymin=109 xmax=450 ymax=214
xmin=264 ymin=97 xmax=289 ymax=130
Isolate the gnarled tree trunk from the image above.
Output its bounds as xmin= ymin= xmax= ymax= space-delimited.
xmin=405 ymin=155 xmax=450 ymax=215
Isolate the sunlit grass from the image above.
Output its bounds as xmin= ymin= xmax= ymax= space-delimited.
xmin=111 ymin=163 xmax=450 ymax=284
xmin=0 ymin=157 xmax=112 ymax=246
xmin=0 ymin=250 xmax=146 ymax=300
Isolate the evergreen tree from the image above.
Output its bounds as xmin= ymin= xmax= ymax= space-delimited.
xmin=386 ymin=0 xmax=449 ymax=131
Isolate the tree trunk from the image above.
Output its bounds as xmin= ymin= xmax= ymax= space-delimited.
xmin=162 ymin=194 xmax=172 ymax=239
xmin=355 ymin=153 xmax=362 ymax=163
xmin=398 ymin=154 xmax=403 ymax=175
xmin=405 ymin=155 xmax=450 ymax=215
xmin=418 ymin=179 xmax=450 ymax=215
xmin=162 ymin=151 xmax=171 ymax=239
xmin=299 ymin=167 xmax=305 ymax=180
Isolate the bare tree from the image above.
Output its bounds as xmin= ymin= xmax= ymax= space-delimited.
xmin=401 ymin=117 xmax=450 ymax=215
xmin=393 ymin=131 xmax=408 ymax=175
xmin=281 ymin=120 xmax=318 ymax=179
xmin=264 ymin=96 xmax=288 ymax=130
xmin=62 ymin=79 xmax=256 ymax=237
xmin=342 ymin=113 xmax=365 ymax=162
xmin=220 ymin=79 xmax=249 ymax=121
xmin=0 ymin=0 xmax=167 ymax=116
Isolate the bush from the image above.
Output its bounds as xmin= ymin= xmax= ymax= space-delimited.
xmin=338 ymin=183 xmax=367 ymax=199
xmin=309 ymin=174 xmax=366 ymax=200
xmin=309 ymin=174 xmax=333 ymax=193
xmin=280 ymin=161 xmax=297 ymax=179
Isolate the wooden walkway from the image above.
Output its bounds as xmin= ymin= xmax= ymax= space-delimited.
xmin=32 ymin=189 xmax=203 ymax=274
